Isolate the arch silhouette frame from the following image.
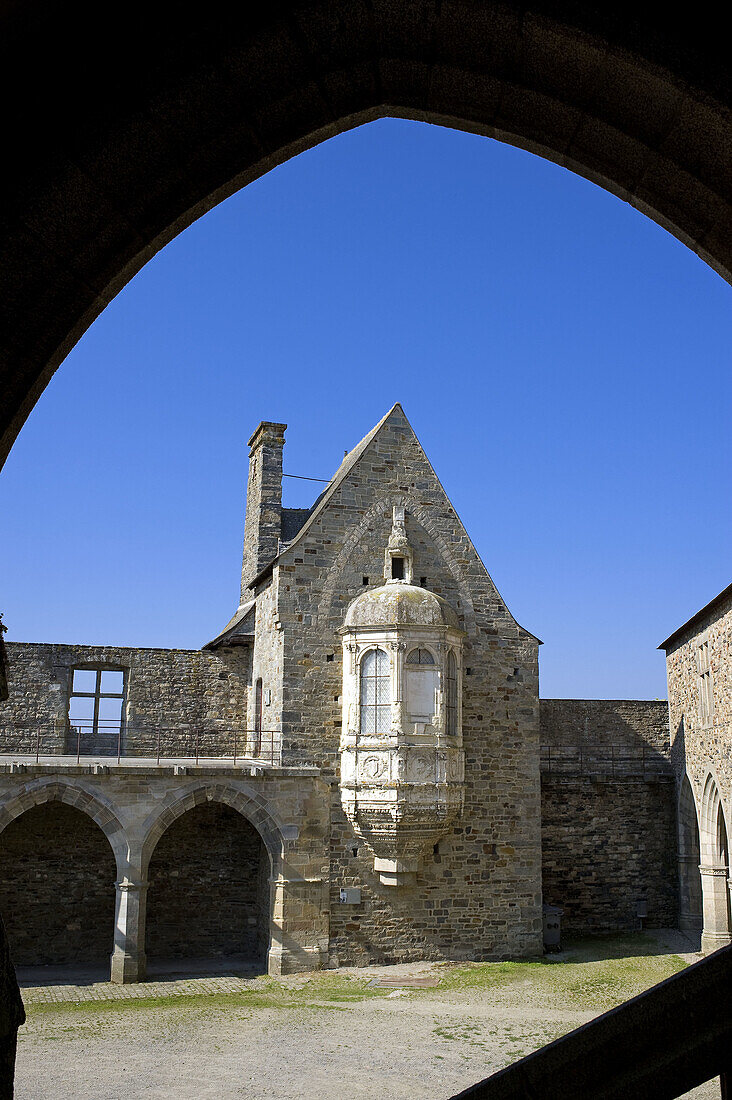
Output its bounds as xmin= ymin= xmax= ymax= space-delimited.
xmin=0 ymin=3 xmax=730 ymax=468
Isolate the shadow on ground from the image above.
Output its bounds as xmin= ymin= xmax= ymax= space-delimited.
xmin=555 ymin=929 xmax=701 ymax=964
xmin=16 ymin=955 xmax=266 ymax=988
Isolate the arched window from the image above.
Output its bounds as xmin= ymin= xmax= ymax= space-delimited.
xmin=445 ymin=651 xmax=458 ymax=735
xmin=254 ymin=678 xmax=263 ymax=755
xmin=405 ymin=648 xmax=437 ymax=723
xmin=360 ymin=649 xmax=391 ymax=734
xmin=406 ymin=648 xmax=435 ymax=665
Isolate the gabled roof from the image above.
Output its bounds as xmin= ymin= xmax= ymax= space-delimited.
xmin=248 ymin=402 xmax=541 ymax=645
xmin=203 ymin=599 xmax=256 ymax=650
xmin=658 ymin=582 xmax=732 ymax=651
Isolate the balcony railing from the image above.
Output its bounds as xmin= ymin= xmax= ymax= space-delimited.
xmin=540 ymin=744 xmax=673 ymax=778
xmin=0 ymin=721 xmax=281 ymax=766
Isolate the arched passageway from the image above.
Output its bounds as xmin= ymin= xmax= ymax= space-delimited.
xmin=0 ymin=802 xmax=117 ymax=967
xmin=0 ymin=3 xmax=730 ymax=467
xmin=678 ymin=775 xmax=702 ymax=937
xmin=699 ymin=774 xmax=732 ymax=952
xmin=145 ymin=802 xmax=270 ymax=967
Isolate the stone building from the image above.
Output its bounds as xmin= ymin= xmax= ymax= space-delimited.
xmin=660 ymin=585 xmax=732 ymax=952
xmin=0 ymin=406 xmax=684 ymax=981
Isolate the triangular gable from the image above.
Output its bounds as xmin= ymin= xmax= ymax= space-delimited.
xmin=273 ymin=403 xmax=541 ymax=644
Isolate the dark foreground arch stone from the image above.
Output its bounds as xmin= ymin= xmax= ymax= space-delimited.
xmin=0 ymin=1 xmax=730 ymax=467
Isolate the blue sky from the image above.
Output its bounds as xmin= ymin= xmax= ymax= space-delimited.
xmin=1 ymin=118 xmax=729 ymax=698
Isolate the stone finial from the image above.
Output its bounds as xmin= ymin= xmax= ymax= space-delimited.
xmin=384 ymin=503 xmax=413 ymax=583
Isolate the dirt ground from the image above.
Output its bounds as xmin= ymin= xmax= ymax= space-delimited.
xmin=15 ymin=932 xmax=720 ymax=1100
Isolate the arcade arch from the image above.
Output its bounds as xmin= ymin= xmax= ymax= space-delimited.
xmin=0 ymin=801 xmax=117 ymax=969
xmin=677 ymin=774 xmax=702 ymax=936
xmin=145 ymin=801 xmax=270 ymax=969
xmin=698 ymin=772 xmax=732 ymax=952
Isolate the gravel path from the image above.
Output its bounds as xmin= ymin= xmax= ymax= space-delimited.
xmin=14 ymin=934 xmax=720 ymax=1100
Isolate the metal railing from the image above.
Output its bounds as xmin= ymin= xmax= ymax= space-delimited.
xmin=540 ymin=743 xmax=673 ymax=778
xmin=0 ymin=721 xmax=281 ymax=766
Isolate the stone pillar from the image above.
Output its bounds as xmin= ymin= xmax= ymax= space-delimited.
xmin=267 ymin=876 xmax=328 ymax=976
xmin=110 ymin=876 xmax=148 ymax=983
xmin=678 ymin=855 xmax=703 ymax=934
xmin=700 ymin=865 xmax=732 ymax=953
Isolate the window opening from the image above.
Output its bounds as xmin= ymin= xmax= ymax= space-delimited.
xmin=360 ymin=649 xmax=391 ymax=734
xmin=362 ymin=576 xmax=369 ymax=586
xmin=391 ymin=556 xmax=404 ymax=580
xmin=254 ymin=678 xmax=263 ymax=755
xmin=68 ymin=667 xmax=125 ymax=746
xmin=406 ymin=648 xmax=435 ymax=665
xmin=446 ymin=651 xmax=458 ymax=735
xmin=697 ymin=640 xmax=713 ymax=723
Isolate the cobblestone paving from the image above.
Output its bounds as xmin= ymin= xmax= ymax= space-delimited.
xmin=22 ymin=974 xmax=264 ymax=1004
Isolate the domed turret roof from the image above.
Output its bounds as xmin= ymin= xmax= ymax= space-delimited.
xmin=344 ymin=581 xmax=460 ymax=630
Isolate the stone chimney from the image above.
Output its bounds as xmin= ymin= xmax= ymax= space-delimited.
xmin=241 ymin=421 xmax=286 ymax=597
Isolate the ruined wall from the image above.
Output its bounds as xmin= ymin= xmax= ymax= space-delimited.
xmin=146 ymin=802 xmax=268 ymax=961
xmin=0 ymin=642 xmax=251 ymax=758
xmin=540 ymin=698 xmax=677 ymax=932
xmin=0 ymin=801 xmax=117 ymax=965
xmin=270 ymin=406 xmax=543 ymax=963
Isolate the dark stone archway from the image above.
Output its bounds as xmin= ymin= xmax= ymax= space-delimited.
xmin=145 ymin=802 xmax=270 ymax=965
xmin=0 ymin=802 xmax=117 ymax=967
xmin=0 ymin=2 xmax=729 ymax=467
xmin=678 ymin=774 xmax=703 ymax=937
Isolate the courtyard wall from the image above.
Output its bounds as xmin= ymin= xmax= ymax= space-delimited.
xmin=539 ymin=699 xmax=677 ymax=932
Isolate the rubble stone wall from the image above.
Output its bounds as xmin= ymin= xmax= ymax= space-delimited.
xmin=146 ymin=801 xmax=268 ymax=960
xmin=539 ymin=698 xmax=676 ymax=932
xmin=0 ymin=800 xmax=117 ymax=965
xmin=0 ymin=642 xmax=251 ymax=758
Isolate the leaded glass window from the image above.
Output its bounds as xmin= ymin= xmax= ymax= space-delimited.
xmin=445 ymin=651 xmax=458 ymax=735
xmin=406 ymin=648 xmax=435 ymax=665
xmin=360 ymin=648 xmax=391 ymax=734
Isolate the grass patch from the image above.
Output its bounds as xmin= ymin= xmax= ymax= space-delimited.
xmin=429 ymin=934 xmax=688 ymax=1010
xmin=25 ymin=974 xmax=390 ymax=1020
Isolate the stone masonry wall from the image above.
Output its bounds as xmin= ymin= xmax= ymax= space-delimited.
xmin=541 ymin=773 xmax=677 ymax=932
xmin=248 ymin=578 xmax=284 ymax=763
xmin=241 ymin=421 xmax=285 ymax=595
xmin=666 ymin=590 xmax=732 ymax=829
xmin=0 ymin=642 xmax=251 ymax=758
xmin=0 ymin=801 xmax=117 ymax=965
xmin=146 ymin=801 xmax=268 ymax=961
xmin=264 ymin=406 xmax=544 ymax=963
xmin=540 ymin=698 xmax=670 ymax=761
xmin=539 ymin=698 xmax=677 ymax=932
